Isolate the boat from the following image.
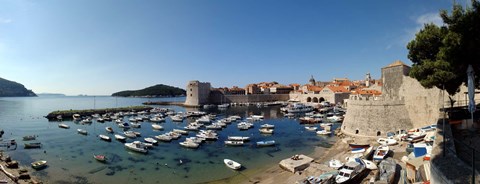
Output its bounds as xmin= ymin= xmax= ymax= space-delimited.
xmin=223 ymin=159 xmax=241 ymax=170
xmin=373 ymin=145 xmax=389 ymax=161
xmin=105 ymin=127 xmax=114 ymax=133
xmin=250 ymin=115 xmax=264 ymax=121
xmin=124 ymin=141 xmax=148 ymax=153
xmin=23 ymin=135 xmax=36 ymax=141
xmin=58 ymin=123 xmax=70 ymax=129
xmin=77 ymin=129 xmax=88 ymax=135
xmin=31 ymin=160 xmax=47 ymax=170
xmin=133 ymin=131 xmax=141 ymax=137
xmin=351 ymin=147 xmax=365 ymax=153
xmin=316 ymin=130 xmax=331 ymax=135
xmin=124 ymin=131 xmax=137 ymax=138
xmin=305 ymin=126 xmax=318 ymax=131
xmin=335 ymin=159 xmax=366 ymax=184
xmin=285 ymin=103 xmax=313 ymax=113
xmin=24 ymin=142 xmax=42 ymax=149
xmin=93 ymin=154 xmax=107 ymax=162
xmin=363 ymin=146 xmax=374 ymax=159
xmin=329 ymin=159 xmax=343 ymax=169
xmin=256 ymin=140 xmax=275 ymax=147
xmin=227 ymin=136 xmax=250 ymax=141
xmin=131 ymin=122 xmax=141 ymax=128
xmin=348 ymin=143 xmax=370 ymax=149
xmin=173 ymin=129 xmax=189 ymax=135
xmin=118 ymin=122 xmax=131 ymax=129
xmin=72 ymin=114 xmax=81 ymax=121
xmin=114 ymin=134 xmax=127 ymax=141
xmin=179 ymin=141 xmax=199 ymax=149
xmin=171 ymin=115 xmax=184 ymax=122
xmin=260 ymin=124 xmax=275 ymax=128
xmin=150 ymin=117 xmax=165 ymax=122
xmin=377 ymin=137 xmax=398 ymax=146
xmin=155 ymin=134 xmax=172 ymax=142
xmin=259 ymin=128 xmax=274 ymax=134
xmin=99 ymin=134 xmax=111 ymax=142
xmin=362 ymin=159 xmax=377 ymax=170
xmin=299 ymin=171 xmax=338 ymax=184
xmin=326 ymin=115 xmax=343 ymax=122
xmin=224 ymin=140 xmax=244 ymax=146
xmin=144 ymin=137 xmax=158 ymax=144
xmin=299 ymin=117 xmax=321 ymax=124
xmin=152 ymin=124 xmax=164 ymax=130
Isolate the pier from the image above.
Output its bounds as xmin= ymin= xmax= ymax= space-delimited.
xmin=45 ymin=106 xmax=153 ymax=121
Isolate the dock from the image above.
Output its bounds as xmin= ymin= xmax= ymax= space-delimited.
xmin=45 ymin=106 xmax=153 ymax=121
xmin=142 ymin=101 xmax=200 ymax=107
xmin=279 ymin=154 xmax=314 ymax=173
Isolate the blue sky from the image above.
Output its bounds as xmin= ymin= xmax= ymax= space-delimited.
xmin=0 ymin=0 xmax=461 ymax=95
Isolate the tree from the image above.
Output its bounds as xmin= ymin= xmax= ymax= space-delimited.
xmin=407 ymin=0 xmax=480 ymax=96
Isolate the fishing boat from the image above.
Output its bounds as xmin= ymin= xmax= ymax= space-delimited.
xmin=93 ymin=154 xmax=107 ymax=162
xmin=377 ymin=137 xmax=398 ymax=146
xmin=256 ymin=140 xmax=275 ymax=147
xmin=373 ymin=145 xmax=389 ymax=161
xmin=114 ymin=134 xmax=127 ymax=141
xmin=31 ymin=160 xmax=47 ymax=170
xmin=58 ymin=123 xmax=70 ymax=129
xmin=24 ymin=142 xmax=42 ymax=149
xmin=99 ymin=134 xmax=111 ymax=142
xmin=105 ymin=127 xmax=114 ymax=133
xmin=223 ymin=159 xmax=241 ymax=170
xmin=227 ymin=136 xmax=250 ymax=141
xmin=124 ymin=141 xmax=148 ymax=153
xmin=335 ymin=159 xmax=366 ymax=184
xmin=23 ymin=135 xmax=36 ymax=141
xmin=224 ymin=140 xmax=244 ymax=146
xmin=77 ymin=129 xmax=88 ymax=135
xmin=259 ymin=128 xmax=274 ymax=134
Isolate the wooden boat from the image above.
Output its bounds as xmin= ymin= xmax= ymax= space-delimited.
xmin=31 ymin=160 xmax=47 ymax=170
xmin=259 ymin=128 xmax=274 ymax=134
xmin=351 ymin=147 xmax=366 ymax=153
xmin=105 ymin=127 xmax=114 ymax=133
xmin=23 ymin=135 xmax=36 ymax=141
xmin=93 ymin=154 xmax=107 ymax=162
xmin=224 ymin=140 xmax=244 ymax=146
xmin=224 ymin=159 xmax=241 ymax=170
xmin=256 ymin=140 xmax=275 ymax=147
xmin=348 ymin=143 xmax=370 ymax=149
xmin=373 ymin=145 xmax=389 ymax=161
xmin=58 ymin=123 xmax=70 ymax=129
xmin=77 ymin=129 xmax=88 ymax=135
xmin=24 ymin=142 xmax=42 ymax=149
xmin=99 ymin=134 xmax=111 ymax=142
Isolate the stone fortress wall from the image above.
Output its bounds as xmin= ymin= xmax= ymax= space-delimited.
xmin=342 ymin=61 xmax=444 ymax=137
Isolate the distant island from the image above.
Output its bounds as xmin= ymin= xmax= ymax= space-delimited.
xmin=112 ymin=84 xmax=186 ymax=97
xmin=0 ymin=77 xmax=36 ymax=97
xmin=37 ymin=93 xmax=66 ymax=97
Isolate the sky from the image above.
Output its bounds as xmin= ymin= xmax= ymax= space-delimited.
xmin=0 ymin=0 xmax=465 ymax=95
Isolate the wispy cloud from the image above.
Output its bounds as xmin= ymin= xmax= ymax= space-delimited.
xmin=0 ymin=18 xmax=13 ymax=24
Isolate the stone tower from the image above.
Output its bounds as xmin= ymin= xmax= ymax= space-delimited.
xmin=309 ymin=75 xmax=316 ymax=86
xmin=365 ymin=72 xmax=371 ymax=87
xmin=381 ymin=60 xmax=410 ymax=98
xmin=184 ymin=80 xmax=211 ymax=106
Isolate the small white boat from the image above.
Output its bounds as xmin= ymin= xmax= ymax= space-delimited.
xmin=351 ymin=148 xmax=366 ymax=153
xmin=363 ymin=146 xmax=374 ymax=159
xmin=31 ymin=160 xmax=47 ymax=170
xmin=150 ymin=117 xmax=165 ymax=122
xmin=335 ymin=159 xmax=366 ymax=184
xmin=329 ymin=159 xmax=343 ymax=169
xmin=259 ymin=128 xmax=274 ymax=134
xmin=77 ymin=129 xmax=88 ymax=135
xmin=173 ymin=129 xmax=189 ymax=135
xmin=114 ymin=134 xmax=126 ymax=141
xmin=99 ymin=134 xmax=111 ymax=141
xmin=227 ymin=136 xmax=250 ymax=141
xmin=105 ymin=127 xmax=114 ymax=133
xmin=144 ymin=137 xmax=158 ymax=144
xmin=152 ymin=124 xmax=163 ymax=130
xmin=305 ymin=126 xmax=318 ymax=131
xmin=124 ymin=131 xmax=137 ymax=138
xmin=155 ymin=134 xmax=172 ymax=142
xmin=362 ymin=159 xmax=378 ymax=170
xmin=179 ymin=141 xmax=199 ymax=149
xmin=171 ymin=115 xmax=184 ymax=122
xmin=58 ymin=123 xmax=70 ymax=129
xmin=373 ymin=145 xmax=389 ymax=161
xmin=224 ymin=159 xmax=241 ymax=170
xmin=131 ymin=122 xmax=141 ymax=128
xmin=260 ymin=124 xmax=275 ymax=128
xmin=224 ymin=140 xmax=244 ymax=146
xmin=124 ymin=141 xmax=148 ymax=153
xmin=316 ymin=130 xmax=331 ymax=135
xmin=377 ymin=137 xmax=398 ymax=146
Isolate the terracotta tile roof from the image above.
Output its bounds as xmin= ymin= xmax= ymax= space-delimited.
xmin=326 ymin=86 xmax=349 ymax=93
xmin=307 ymin=86 xmax=323 ymax=92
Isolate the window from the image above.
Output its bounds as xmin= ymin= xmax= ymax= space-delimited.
xmin=355 ymin=130 xmax=359 ymax=134
xmin=190 ymin=94 xmax=192 ymax=97
xmin=377 ymin=131 xmax=381 ymax=136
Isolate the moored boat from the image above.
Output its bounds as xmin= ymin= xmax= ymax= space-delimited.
xmin=152 ymin=124 xmax=164 ymax=130
xmin=114 ymin=134 xmax=127 ymax=141
xmin=31 ymin=160 xmax=47 ymax=170
xmin=259 ymin=128 xmax=274 ymax=134
xmin=93 ymin=154 xmax=107 ymax=162
xmin=224 ymin=140 xmax=244 ymax=146
xmin=99 ymin=134 xmax=111 ymax=142
xmin=227 ymin=136 xmax=250 ymax=141
xmin=377 ymin=137 xmax=398 ymax=146
xmin=124 ymin=141 xmax=148 ymax=153
xmin=24 ymin=142 xmax=42 ymax=149
xmin=348 ymin=143 xmax=370 ymax=149
xmin=144 ymin=137 xmax=158 ymax=144
xmin=105 ymin=126 xmax=114 ymax=133
xmin=316 ymin=129 xmax=331 ymax=135
xmin=23 ymin=135 xmax=36 ymax=141
xmin=373 ymin=145 xmax=389 ymax=161
xmin=224 ymin=159 xmax=241 ymax=170
xmin=305 ymin=126 xmax=318 ymax=131
xmin=256 ymin=140 xmax=275 ymax=147
xmin=77 ymin=129 xmax=88 ymax=135
xmin=58 ymin=123 xmax=70 ymax=129
xmin=179 ymin=141 xmax=199 ymax=149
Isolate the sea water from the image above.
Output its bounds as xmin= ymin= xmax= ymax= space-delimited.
xmin=0 ymin=96 xmax=337 ymax=183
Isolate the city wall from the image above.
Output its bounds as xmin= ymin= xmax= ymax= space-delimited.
xmin=209 ymin=92 xmax=290 ymax=104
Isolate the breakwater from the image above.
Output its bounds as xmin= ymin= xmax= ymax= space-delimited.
xmin=45 ymin=106 xmax=153 ymax=121
xmin=142 ymin=101 xmax=187 ymax=106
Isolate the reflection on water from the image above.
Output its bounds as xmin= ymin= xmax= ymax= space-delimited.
xmin=0 ymin=96 xmax=337 ymax=183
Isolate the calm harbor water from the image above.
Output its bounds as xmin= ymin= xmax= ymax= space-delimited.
xmin=0 ymin=96 xmax=337 ymax=184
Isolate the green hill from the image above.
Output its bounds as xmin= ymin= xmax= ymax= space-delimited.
xmin=0 ymin=77 xmax=37 ymax=97
xmin=112 ymin=84 xmax=186 ymax=97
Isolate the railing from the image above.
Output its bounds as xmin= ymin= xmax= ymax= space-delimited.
xmin=451 ymin=136 xmax=480 ymax=184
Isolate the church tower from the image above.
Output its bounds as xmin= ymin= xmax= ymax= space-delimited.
xmin=309 ymin=75 xmax=316 ymax=86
